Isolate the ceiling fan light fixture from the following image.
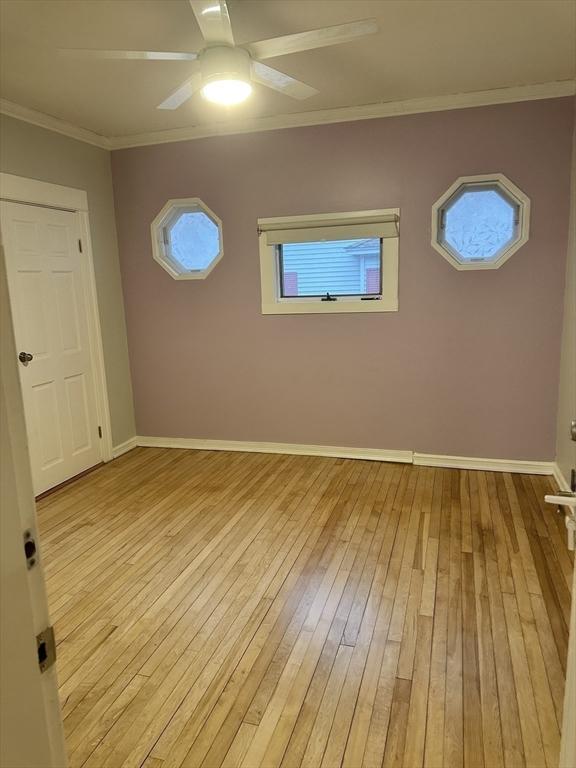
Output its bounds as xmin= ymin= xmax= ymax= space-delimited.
xmin=199 ymin=46 xmax=252 ymax=106
xmin=201 ymin=77 xmax=252 ymax=105
xmin=62 ymin=3 xmax=379 ymax=112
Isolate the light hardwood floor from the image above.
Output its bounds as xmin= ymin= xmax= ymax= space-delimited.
xmin=37 ymin=448 xmax=573 ymax=768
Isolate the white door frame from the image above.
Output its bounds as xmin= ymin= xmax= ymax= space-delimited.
xmin=0 ymin=172 xmax=113 ymax=466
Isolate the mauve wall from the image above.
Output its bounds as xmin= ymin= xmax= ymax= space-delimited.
xmin=112 ymin=97 xmax=573 ymax=461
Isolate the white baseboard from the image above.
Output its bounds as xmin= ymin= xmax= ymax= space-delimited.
xmin=552 ymin=462 xmax=572 ymax=491
xmin=111 ymin=436 xmax=138 ymax=459
xmin=413 ymin=452 xmax=555 ymax=475
xmin=133 ymin=437 xmax=557 ymax=476
xmin=136 ymin=436 xmax=413 ymax=464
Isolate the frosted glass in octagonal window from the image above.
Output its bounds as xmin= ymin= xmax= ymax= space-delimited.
xmin=443 ymin=188 xmax=517 ymax=261
xmin=166 ymin=211 xmax=220 ymax=271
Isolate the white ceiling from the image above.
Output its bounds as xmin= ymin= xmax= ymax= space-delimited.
xmin=1 ymin=0 xmax=575 ymax=144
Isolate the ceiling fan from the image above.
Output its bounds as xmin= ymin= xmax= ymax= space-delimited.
xmin=60 ymin=0 xmax=378 ymax=107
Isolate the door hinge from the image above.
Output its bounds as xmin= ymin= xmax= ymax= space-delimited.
xmin=98 ymin=426 xmax=102 ymax=439
xmin=78 ymin=238 xmax=83 ymax=253
xmin=36 ymin=626 xmax=56 ymax=673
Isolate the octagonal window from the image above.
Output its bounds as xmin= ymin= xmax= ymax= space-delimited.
xmin=151 ymin=198 xmax=223 ymax=279
xmin=431 ymin=175 xmax=530 ymax=270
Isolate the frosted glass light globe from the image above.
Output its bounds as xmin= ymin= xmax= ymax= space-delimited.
xmin=201 ymin=79 xmax=252 ymax=105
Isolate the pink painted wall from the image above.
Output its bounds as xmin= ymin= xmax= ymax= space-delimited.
xmin=112 ymin=97 xmax=574 ymax=460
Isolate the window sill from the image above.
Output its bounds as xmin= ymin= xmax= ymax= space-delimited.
xmin=261 ymin=299 xmax=398 ymax=315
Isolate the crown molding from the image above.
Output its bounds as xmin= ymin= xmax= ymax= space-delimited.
xmin=107 ymin=80 xmax=575 ymax=150
xmin=2 ymin=80 xmax=574 ymax=152
xmin=0 ymin=98 xmax=111 ymax=149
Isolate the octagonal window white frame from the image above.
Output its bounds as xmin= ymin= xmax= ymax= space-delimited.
xmin=151 ymin=197 xmax=223 ymax=280
xmin=431 ymin=173 xmax=530 ymax=270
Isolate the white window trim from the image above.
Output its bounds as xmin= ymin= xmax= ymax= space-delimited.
xmin=151 ymin=197 xmax=223 ymax=280
xmin=431 ymin=173 xmax=530 ymax=271
xmin=258 ymin=208 xmax=399 ymax=315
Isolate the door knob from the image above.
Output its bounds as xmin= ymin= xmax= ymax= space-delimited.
xmin=18 ymin=352 xmax=33 ymax=365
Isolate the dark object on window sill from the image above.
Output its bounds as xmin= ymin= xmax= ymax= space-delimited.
xmin=321 ymin=292 xmax=338 ymax=302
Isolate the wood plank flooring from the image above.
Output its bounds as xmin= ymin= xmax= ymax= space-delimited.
xmin=36 ymin=448 xmax=573 ymax=768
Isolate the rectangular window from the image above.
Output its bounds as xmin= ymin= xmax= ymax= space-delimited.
xmin=258 ymin=209 xmax=399 ymax=315
xmin=278 ymin=238 xmax=381 ymax=298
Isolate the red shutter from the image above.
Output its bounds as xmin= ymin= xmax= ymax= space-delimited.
xmin=284 ymin=271 xmax=299 ymax=296
xmin=365 ymin=267 xmax=380 ymax=294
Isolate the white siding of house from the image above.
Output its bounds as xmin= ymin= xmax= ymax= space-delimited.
xmin=280 ymin=240 xmax=380 ymax=296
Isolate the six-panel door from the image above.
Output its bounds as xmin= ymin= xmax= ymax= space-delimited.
xmin=0 ymin=201 xmax=102 ymax=494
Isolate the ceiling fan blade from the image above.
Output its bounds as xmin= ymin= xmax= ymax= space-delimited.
xmin=246 ymin=18 xmax=378 ymax=60
xmin=189 ymin=0 xmax=234 ymax=45
xmin=157 ymin=72 xmax=202 ymax=109
xmin=59 ymin=49 xmax=199 ymax=61
xmin=251 ymin=61 xmax=318 ymax=100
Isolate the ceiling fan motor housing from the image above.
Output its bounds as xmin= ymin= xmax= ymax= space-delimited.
xmin=200 ymin=46 xmax=251 ymax=86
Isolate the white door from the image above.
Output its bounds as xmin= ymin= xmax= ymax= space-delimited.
xmin=0 ymin=201 xmax=103 ymax=494
xmin=1 ymin=250 xmax=67 ymax=767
